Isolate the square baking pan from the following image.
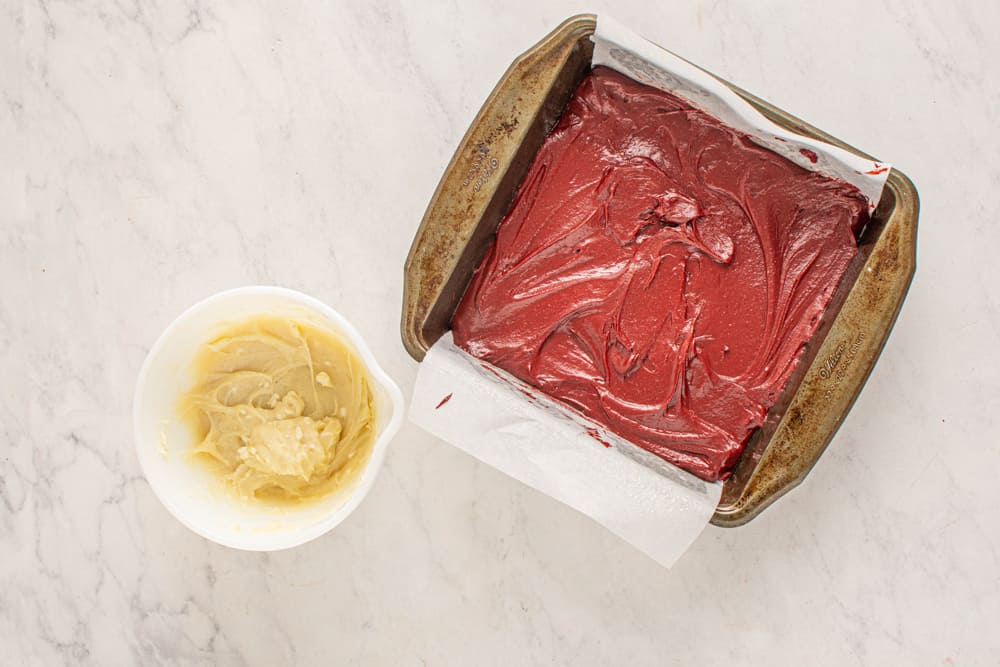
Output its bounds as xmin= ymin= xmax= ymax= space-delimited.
xmin=401 ymin=14 xmax=917 ymax=526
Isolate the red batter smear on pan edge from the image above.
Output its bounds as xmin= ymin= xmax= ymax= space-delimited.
xmin=451 ymin=67 xmax=868 ymax=481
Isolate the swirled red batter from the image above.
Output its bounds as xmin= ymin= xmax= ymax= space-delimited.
xmin=451 ymin=67 xmax=868 ymax=481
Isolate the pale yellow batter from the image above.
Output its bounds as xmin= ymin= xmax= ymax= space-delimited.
xmin=178 ymin=316 xmax=375 ymax=503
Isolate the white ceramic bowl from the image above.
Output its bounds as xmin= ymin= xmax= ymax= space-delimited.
xmin=133 ymin=286 xmax=404 ymax=550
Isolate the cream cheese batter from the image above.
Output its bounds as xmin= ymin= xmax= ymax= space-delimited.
xmin=178 ymin=316 xmax=375 ymax=503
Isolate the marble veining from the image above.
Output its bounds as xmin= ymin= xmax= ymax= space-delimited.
xmin=2 ymin=0 xmax=998 ymax=664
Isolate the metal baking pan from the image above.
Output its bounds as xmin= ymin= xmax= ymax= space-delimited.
xmin=401 ymin=14 xmax=918 ymax=526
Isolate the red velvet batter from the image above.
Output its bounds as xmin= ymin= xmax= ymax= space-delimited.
xmin=451 ymin=67 xmax=868 ymax=481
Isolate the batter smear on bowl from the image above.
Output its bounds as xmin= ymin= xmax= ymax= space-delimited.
xmin=451 ymin=67 xmax=868 ymax=481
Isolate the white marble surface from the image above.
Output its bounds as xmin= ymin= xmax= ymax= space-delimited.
xmin=3 ymin=0 xmax=998 ymax=664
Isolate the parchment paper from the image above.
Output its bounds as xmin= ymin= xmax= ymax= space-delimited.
xmin=410 ymin=16 xmax=889 ymax=567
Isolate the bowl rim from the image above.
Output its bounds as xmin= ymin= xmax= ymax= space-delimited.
xmin=132 ymin=285 xmax=405 ymax=551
